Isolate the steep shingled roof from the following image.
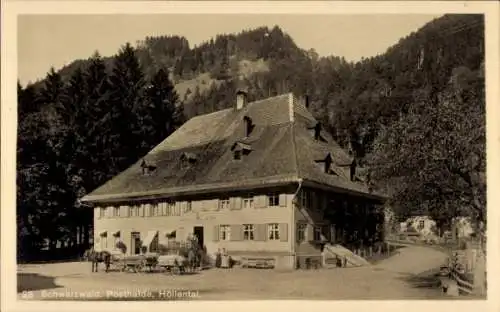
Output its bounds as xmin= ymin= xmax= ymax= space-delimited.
xmin=82 ymin=93 xmax=386 ymax=203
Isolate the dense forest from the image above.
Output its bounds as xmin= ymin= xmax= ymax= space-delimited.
xmin=17 ymin=14 xmax=485 ymax=260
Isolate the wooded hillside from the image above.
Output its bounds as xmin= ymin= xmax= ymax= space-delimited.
xmin=17 ymin=14 xmax=485 ymax=260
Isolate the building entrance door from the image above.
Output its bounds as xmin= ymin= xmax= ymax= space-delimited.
xmin=193 ymin=226 xmax=204 ymax=248
xmin=131 ymin=232 xmax=141 ymax=254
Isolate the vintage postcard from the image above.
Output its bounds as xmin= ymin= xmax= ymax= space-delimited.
xmin=2 ymin=1 xmax=499 ymax=312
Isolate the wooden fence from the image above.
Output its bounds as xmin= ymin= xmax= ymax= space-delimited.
xmin=447 ymin=248 xmax=486 ymax=296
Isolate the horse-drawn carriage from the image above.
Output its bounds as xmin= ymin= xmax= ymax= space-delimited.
xmin=85 ymin=235 xmax=205 ymax=274
xmin=119 ymin=254 xmax=158 ymax=272
xmin=157 ymin=253 xmax=189 ymax=274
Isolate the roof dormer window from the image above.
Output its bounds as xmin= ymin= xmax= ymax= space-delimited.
xmin=315 ymin=153 xmax=335 ymax=174
xmin=141 ymin=159 xmax=157 ymax=175
xmin=180 ymin=152 xmax=197 ymax=168
xmin=243 ymin=116 xmax=255 ymax=137
xmin=314 ymin=123 xmax=321 ymax=141
xmin=350 ymin=159 xmax=357 ymax=181
xmin=232 ymin=141 xmax=252 ymax=160
xmin=308 ymin=122 xmax=327 ymax=142
xmin=180 ymin=152 xmax=197 ymax=163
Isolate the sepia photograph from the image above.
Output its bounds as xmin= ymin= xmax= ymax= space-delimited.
xmin=2 ymin=1 xmax=499 ymax=310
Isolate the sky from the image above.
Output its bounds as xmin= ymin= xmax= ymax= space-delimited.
xmin=18 ymin=14 xmax=441 ymax=86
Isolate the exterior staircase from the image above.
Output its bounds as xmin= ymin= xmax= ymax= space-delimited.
xmin=322 ymin=244 xmax=371 ymax=268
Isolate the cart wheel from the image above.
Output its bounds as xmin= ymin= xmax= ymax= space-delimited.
xmin=172 ymin=265 xmax=181 ymax=275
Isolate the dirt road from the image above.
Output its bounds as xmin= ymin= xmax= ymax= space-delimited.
xmin=17 ymin=245 xmax=450 ymax=300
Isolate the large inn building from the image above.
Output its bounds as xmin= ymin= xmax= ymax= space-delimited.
xmin=81 ymin=91 xmax=387 ymax=269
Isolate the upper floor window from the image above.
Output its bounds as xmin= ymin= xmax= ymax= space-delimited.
xmin=268 ymin=194 xmax=280 ymax=207
xmin=184 ymin=201 xmax=192 ymax=213
xmin=167 ymin=201 xmax=176 ymax=216
xmin=300 ymin=190 xmax=314 ymax=210
xmin=129 ymin=205 xmax=140 ymax=217
xmin=418 ymin=220 xmax=425 ymax=230
xmin=219 ymin=198 xmax=230 ymax=210
xmin=99 ymin=207 xmax=106 ymax=218
xmin=151 ymin=203 xmax=159 ymax=217
xmin=242 ymin=196 xmax=254 ymax=209
xmin=113 ymin=206 xmax=120 ymax=217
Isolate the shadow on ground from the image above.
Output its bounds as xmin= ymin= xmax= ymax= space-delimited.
xmin=17 ymin=273 xmax=62 ymax=293
xmin=400 ymin=267 xmax=442 ymax=289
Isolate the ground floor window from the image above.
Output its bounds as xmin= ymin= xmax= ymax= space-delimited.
xmin=219 ymin=225 xmax=231 ymax=241
xmin=268 ymin=223 xmax=280 ymax=240
xmin=100 ymin=233 xmax=107 ymax=250
xmin=297 ymin=223 xmax=306 ymax=242
xmin=314 ymin=226 xmax=322 ymax=241
xmin=113 ymin=232 xmax=120 ymax=247
xmin=243 ymin=224 xmax=255 ymax=240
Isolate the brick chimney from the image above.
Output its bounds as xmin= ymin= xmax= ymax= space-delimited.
xmin=236 ymin=89 xmax=248 ymax=110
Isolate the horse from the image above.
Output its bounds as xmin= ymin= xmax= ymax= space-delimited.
xmin=186 ymin=249 xmax=198 ymax=273
xmin=87 ymin=249 xmax=112 ymax=273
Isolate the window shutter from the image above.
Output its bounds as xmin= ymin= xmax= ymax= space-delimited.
xmin=279 ymin=223 xmax=288 ymax=242
xmin=307 ymin=224 xmax=314 ymax=241
xmin=231 ymin=197 xmax=242 ymax=210
xmin=235 ymin=197 xmax=242 ymax=210
xmin=175 ymin=202 xmax=181 ymax=215
xmin=255 ymin=195 xmax=266 ymax=209
xmin=230 ymin=198 xmax=237 ymax=210
xmin=213 ymin=225 xmax=220 ymax=242
xmin=279 ymin=194 xmax=287 ymax=207
xmin=121 ymin=206 xmax=128 ymax=217
xmin=256 ymin=224 xmax=266 ymax=241
xmin=175 ymin=228 xmax=186 ymax=241
xmin=139 ymin=205 xmax=144 ymax=217
xmin=213 ymin=199 xmax=220 ymax=211
xmin=231 ymin=225 xmax=241 ymax=241
xmin=145 ymin=203 xmax=151 ymax=217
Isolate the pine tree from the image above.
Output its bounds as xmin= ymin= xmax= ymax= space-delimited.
xmin=108 ymin=43 xmax=147 ymax=167
xmin=143 ymin=68 xmax=179 ymax=147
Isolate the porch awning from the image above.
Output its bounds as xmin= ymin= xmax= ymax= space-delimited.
xmin=164 ymin=230 xmax=176 ymax=238
xmin=142 ymin=230 xmax=158 ymax=248
xmin=99 ymin=231 xmax=107 ymax=237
